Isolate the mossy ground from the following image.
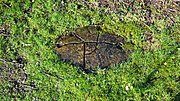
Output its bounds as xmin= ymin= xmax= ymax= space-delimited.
xmin=0 ymin=0 xmax=179 ymax=100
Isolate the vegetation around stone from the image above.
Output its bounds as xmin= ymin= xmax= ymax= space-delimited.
xmin=0 ymin=0 xmax=179 ymax=100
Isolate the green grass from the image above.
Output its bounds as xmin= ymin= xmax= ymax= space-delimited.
xmin=0 ymin=0 xmax=179 ymax=100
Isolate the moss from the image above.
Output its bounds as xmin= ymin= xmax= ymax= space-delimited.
xmin=0 ymin=0 xmax=179 ymax=100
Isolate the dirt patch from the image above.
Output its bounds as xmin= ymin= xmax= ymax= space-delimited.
xmin=0 ymin=24 xmax=11 ymax=37
xmin=76 ymin=0 xmax=179 ymax=26
xmin=143 ymin=31 xmax=161 ymax=51
xmin=0 ymin=57 xmax=37 ymax=99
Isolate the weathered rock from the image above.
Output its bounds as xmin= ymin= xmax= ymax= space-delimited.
xmin=55 ymin=26 xmax=130 ymax=72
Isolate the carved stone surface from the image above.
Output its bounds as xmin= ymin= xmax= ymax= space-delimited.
xmin=55 ymin=26 xmax=129 ymax=72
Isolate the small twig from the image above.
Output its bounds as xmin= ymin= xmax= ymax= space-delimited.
xmin=0 ymin=58 xmax=7 ymax=63
xmin=0 ymin=34 xmax=10 ymax=37
xmin=40 ymin=70 xmax=64 ymax=80
xmin=83 ymin=43 xmax=86 ymax=69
